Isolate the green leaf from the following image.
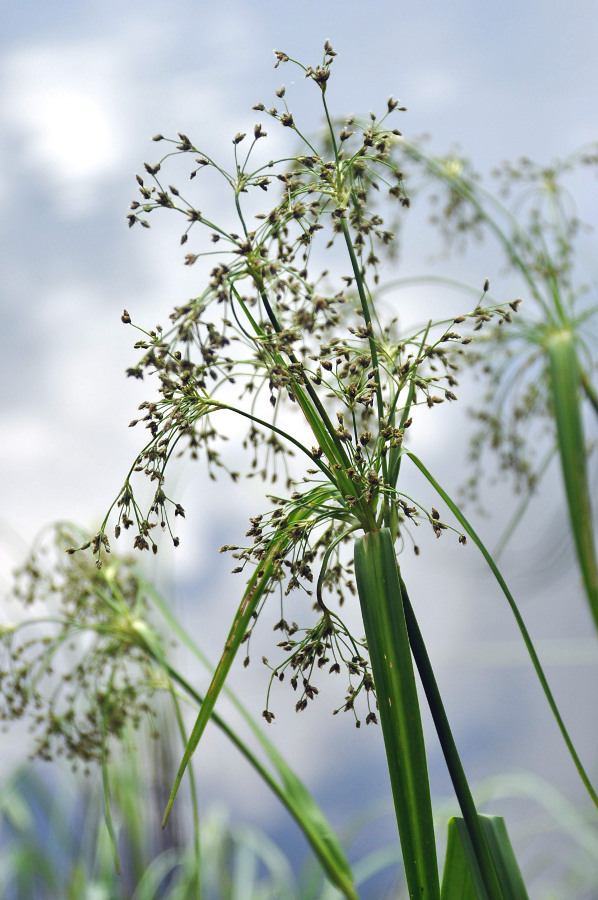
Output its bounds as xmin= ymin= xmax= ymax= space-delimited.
xmin=407 ymin=450 xmax=598 ymax=811
xmin=354 ymin=527 xmax=440 ymax=899
xmin=401 ymin=578 xmax=503 ymax=899
xmin=546 ymin=329 xmax=598 ymax=632
xmin=441 ymin=816 xmax=529 ymax=900
xmin=148 ymin=583 xmax=358 ymax=899
xmin=161 ymin=528 xmax=292 ymax=828
xmin=160 ymin=504 xmax=360 ymax=898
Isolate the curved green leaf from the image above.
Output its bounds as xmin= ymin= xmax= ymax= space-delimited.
xmin=407 ymin=450 xmax=598 ymax=810
xmin=162 ymin=522 xmax=297 ymax=828
xmin=546 ymin=329 xmax=598 ymax=632
xmin=146 ymin=557 xmax=358 ymax=898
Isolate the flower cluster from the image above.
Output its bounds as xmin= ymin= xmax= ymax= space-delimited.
xmin=386 ymin=139 xmax=598 ymax=506
xmin=1 ymin=525 xmax=165 ymax=770
xmin=76 ymin=44 xmax=517 ymax=722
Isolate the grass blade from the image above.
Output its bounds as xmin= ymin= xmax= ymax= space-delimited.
xmin=170 ymin=665 xmax=359 ymax=900
xmin=546 ymin=329 xmax=598 ymax=631
xmin=162 ymin=525 xmax=294 ymax=828
xmin=407 ymin=450 xmax=598 ymax=810
xmin=354 ymin=528 xmax=440 ymax=899
xmin=159 ymin=503 xmax=360 ymax=900
xmin=441 ymin=818 xmax=482 ymax=900
xmin=400 ymin=578 xmax=503 ymax=900
xmin=147 ymin=583 xmax=358 ymax=899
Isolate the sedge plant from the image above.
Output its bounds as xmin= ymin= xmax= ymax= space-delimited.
xmin=1 ymin=522 xmax=361 ymax=899
xmin=379 ymin=140 xmax=598 ymax=627
xmin=4 ymin=43 xmax=598 ymax=898
xmin=85 ymin=43 xmax=598 ymax=896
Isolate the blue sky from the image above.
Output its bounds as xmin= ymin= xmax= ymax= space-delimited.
xmin=2 ymin=2 xmax=598 ymax=894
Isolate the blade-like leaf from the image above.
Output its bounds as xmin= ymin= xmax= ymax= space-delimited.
xmin=441 ymin=818 xmax=482 ymax=900
xmin=160 ymin=498 xmax=360 ymax=886
xmin=407 ymin=450 xmax=598 ymax=810
xmin=354 ymin=527 xmax=440 ymax=899
xmin=441 ymin=816 xmax=529 ymax=900
xmin=148 ymin=583 xmax=358 ymax=899
xmin=162 ymin=523 xmax=296 ymax=827
xmin=546 ymin=329 xmax=598 ymax=631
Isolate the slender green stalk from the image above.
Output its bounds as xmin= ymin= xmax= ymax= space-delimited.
xmin=146 ymin=584 xmax=358 ymax=899
xmin=407 ymin=450 xmax=598 ymax=809
xmin=232 ymin=274 xmax=376 ymax=529
xmin=100 ymin=666 xmax=121 ymax=875
xmin=162 ymin=516 xmax=303 ymax=827
xmin=400 ymin=577 xmax=502 ymax=900
xmin=354 ymin=527 xmax=440 ymax=899
xmin=166 ymin=681 xmax=201 ymax=897
xmin=340 ymin=218 xmax=385 ymax=428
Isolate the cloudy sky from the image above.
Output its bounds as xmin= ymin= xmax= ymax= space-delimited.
xmin=2 ymin=2 xmax=598 ymax=895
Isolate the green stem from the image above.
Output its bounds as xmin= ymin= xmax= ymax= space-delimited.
xmin=354 ymin=527 xmax=440 ymax=898
xmin=407 ymin=450 xmax=598 ymax=810
xmin=161 ymin=521 xmax=296 ymax=827
xmin=243 ymin=267 xmax=377 ymax=530
xmin=99 ymin=665 xmax=121 ymax=874
xmin=149 ymin=651 xmax=358 ymax=898
xmin=400 ymin=577 xmax=503 ymax=900
xmin=340 ymin=217 xmax=388 ymax=487
xmin=146 ymin=586 xmax=358 ymax=898
xmin=247 ymin=265 xmax=351 ymax=461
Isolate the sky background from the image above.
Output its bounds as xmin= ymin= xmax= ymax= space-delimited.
xmin=2 ymin=2 xmax=598 ymax=896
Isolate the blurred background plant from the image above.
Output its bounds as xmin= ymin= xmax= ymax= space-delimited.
xmin=0 ymin=520 xmax=371 ymax=898
xmin=380 ymin=139 xmax=598 ymax=624
xmin=2 ymin=750 xmax=597 ymax=899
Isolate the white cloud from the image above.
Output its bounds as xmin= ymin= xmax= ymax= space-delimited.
xmin=1 ymin=42 xmax=129 ymax=214
xmin=411 ymin=66 xmax=461 ymax=109
xmin=0 ymin=9 xmax=265 ymax=218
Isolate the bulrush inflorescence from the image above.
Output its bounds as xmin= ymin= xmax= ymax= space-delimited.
xmin=385 ymin=140 xmax=598 ymax=507
xmin=75 ymin=42 xmax=513 ymax=727
xmin=1 ymin=524 xmax=164 ymax=770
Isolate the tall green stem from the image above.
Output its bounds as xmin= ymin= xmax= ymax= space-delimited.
xmin=340 ymin=219 xmax=388 ymax=473
xmin=400 ymin=577 xmax=503 ymax=900
xmin=354 ymin=527 xmax=440 ymax=898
